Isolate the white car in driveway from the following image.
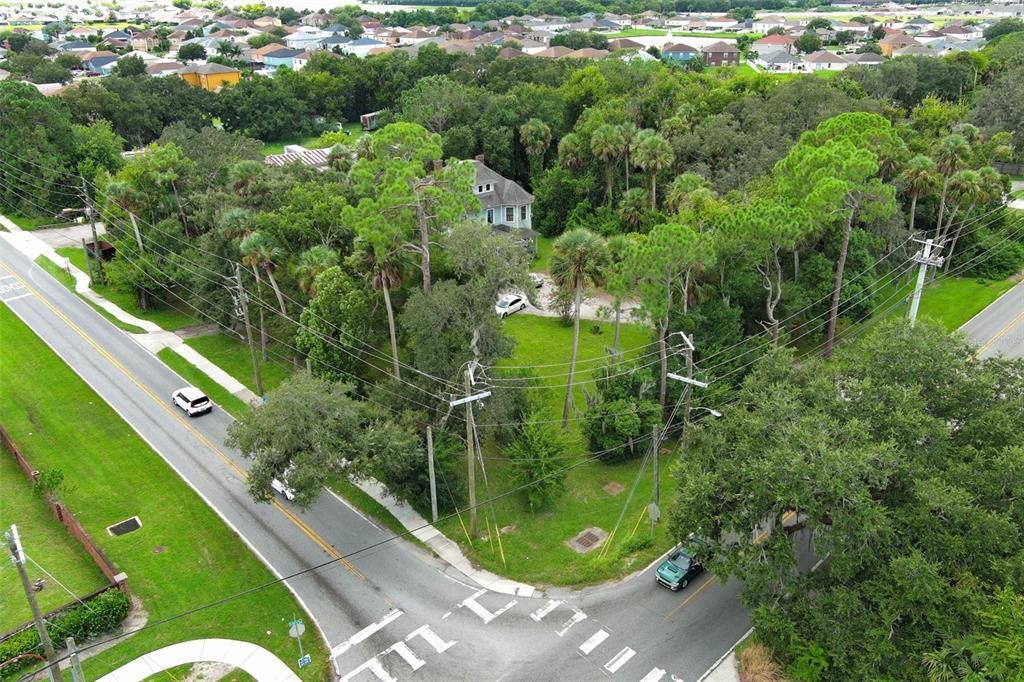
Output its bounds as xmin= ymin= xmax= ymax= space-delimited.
xmin=495 ymin=293 xmax=527 ymax=318
xmin=171 ymin=386 xmax=212 ymax=417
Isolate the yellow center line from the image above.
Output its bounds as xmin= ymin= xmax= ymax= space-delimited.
xmin=664 ymin=574 xmax=718 ymax=622
xmin=2 ymin=262 xmax=365 ymax=581
xmin=977 ymin=309 xmax=1024 ymax=355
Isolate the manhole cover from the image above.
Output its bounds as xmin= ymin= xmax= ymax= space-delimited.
xmin=152 ymin=545 xmax=166 ymax=554
xmin=603 ymin=482 xmax=624 ymax=496
xmin=567 ymin=527 xmax=607 ymax=554
xmin=107 ymin=516 xmax=141 ymax=536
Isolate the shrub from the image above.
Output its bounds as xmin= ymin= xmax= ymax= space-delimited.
xmin=737 ymin=640 xmax=789 ymax=682
xmin=618 ymin=534 xmax=653 ymax=556
xmin=0 ymin=589 xmax=130 ymax=679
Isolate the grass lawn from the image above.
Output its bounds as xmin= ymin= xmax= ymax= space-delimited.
xmin=532 ymin=235 xmax=553 ymax=273
xmin=608 ymin=29 xmax=667 ymax=37
xmin=0 ymin=304 xmax=330 ymax=680
xmin=436 ymin=315 xmax=674 ymax=586
xmin=34 ymin=256 xmax=147 ymax=334
xmin=915 ymin=276 xmax=1018 ymax=331
xmin=0 ymin=453 xmax=110 ymax=633
xmin=184 ymin=334 xmax=294 ymax=396
xmin=156 ymin=348 xmax=251 ymax=419
xmin=56 ymin=248 xmax=199 ymax=332
xmin=260 ymin=134 xmax=332 ymax=156
xmin=5 ymin=213 xmax=52 ymax=231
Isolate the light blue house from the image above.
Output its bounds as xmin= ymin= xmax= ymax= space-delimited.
xmin=662 ymin=42 xmax=699 ymax=61
xmin=263 ymin=47 xmax=303 ymax=70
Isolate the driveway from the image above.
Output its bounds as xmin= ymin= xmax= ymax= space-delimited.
xmin=32 ymin=221 xmax=106 ymax=249
xmin=519 ymin=273 xmax=642 ymax=323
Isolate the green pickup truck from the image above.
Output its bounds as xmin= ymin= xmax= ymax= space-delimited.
xmin=655 ymin=541 xmax=705 ymax=591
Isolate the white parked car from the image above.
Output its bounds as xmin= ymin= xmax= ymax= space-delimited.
xmin=171 ymin=386 xmax=212 ymax=417
xmin=495 ymin=293 xmax=527 ymax=318
xmin=271 ymin=464 xmax=296 ymax=501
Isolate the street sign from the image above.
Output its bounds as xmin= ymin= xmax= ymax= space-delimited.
xmin=648 ymin=503 xmax=660 ymax=523
xmin=288 ymin=619 xmax=305 ymax=639
xmin=298 ymin=654 xmax=311 ymax=669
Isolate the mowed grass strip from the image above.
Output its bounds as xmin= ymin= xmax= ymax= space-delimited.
xmin=436 ymin=314 xmax=675 ymax=586
xmin=0 ymin=305 xmax=330 ymax=680
xmin=0 ymin=453 xmax=110 ymax=633
xmin=184 ymin=334 xmax=293 ymax=396
xmin=156 ymin=348 xmax=251 ymax=420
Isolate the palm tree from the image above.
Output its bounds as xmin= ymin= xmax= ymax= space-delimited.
xmin=357 ymin=237 xmax=406 ymax=380
xmin=239 ymin=231 xmax=288 ymax=316
xmin=591 ymin=124 xmax=626 ymax=207
xmin=632 ymin=131 xmax=674 ymax=210
xmin=218 ymin=40 xmax=241 ymax=59
xmin=293 ymin=245 xmax=339 ymax=298
xmin=550 ymin=229 xmax=609 ymax=428
xmin=665 ymin=172 xmax=710 ymax=214
xmin=354 ymin=134 xmax=375 ymax=161
xmin=944 ymin=167 xmax=1001 ymax=271
xmin=105 ymin=179 xmax=151 ymax=308
xmin=933 ymin=134 xmax=970 ymax=235
xmin=221 ymin=209 xmax=268 ymax=360
xmin=900 ymin=155 xmax=939 ymax=234
xmin=618 ymin=188 xmax=648 ymax=230
xmin=327 ymin=144 xmax=353 ymax=175
xmin=519 ymin=118 xmax=552 ymax=183
xmin=558 ymin=132 xmax=584 ymax=170
xmin=228 ymin=159 xmax=264 ymax=196
xmin=605 ymin=234 xmax=631 ymax=354
xmin=937 ymin=169 xmax=983 ymax=246
xmin=617 ymin=122 xmax=638 ymax=191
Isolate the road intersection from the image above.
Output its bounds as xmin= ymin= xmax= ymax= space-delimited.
xmin=1 ymin=239 xmax=749 ymax=680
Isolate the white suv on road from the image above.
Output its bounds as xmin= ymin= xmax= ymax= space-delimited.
xmin=172 ymin=386 xmax=212 ymax=417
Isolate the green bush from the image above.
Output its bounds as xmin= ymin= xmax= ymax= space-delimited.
xmin=0 ymin=589 xmax=130 ymax=679
xmin=619 ymin=534 xmax=653 ymax=556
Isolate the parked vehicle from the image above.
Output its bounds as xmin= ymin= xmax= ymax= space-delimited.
xmin=529 ymin=273 xmax=544 ymax=289
xmin=495 ymin=293 xmax=527 ymax=318
xmin=172 ymin=386 xmax=212 ymax=417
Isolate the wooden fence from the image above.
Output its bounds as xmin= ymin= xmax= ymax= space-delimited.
xmin=1 ymin=425 xmax=126 ymax=587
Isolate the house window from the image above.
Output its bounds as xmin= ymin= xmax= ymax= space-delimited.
xmin=520 ymin=205 xmax=527 ymax=221
xmin=486 ymin=183 xmax=491 ymax=191
xmin=487 ymin=209 xmax=494 ymax=224
xmin=506 ymin=207 xmax=515 ymax=223
xmin=478 ymin=185 xmax=483 ymax=192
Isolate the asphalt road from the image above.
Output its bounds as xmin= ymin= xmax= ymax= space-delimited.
xmin=0 ymin=240 xmax=750 ymax=682
xmin=961 ymin=280 xmax=1024 ymax=359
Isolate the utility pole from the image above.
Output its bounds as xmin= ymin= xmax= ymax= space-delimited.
xmin=651 ymin=424 xmax=661 ymax=508
xmin=426 ymin=425 xmax=438 ymax=524
xmin=66 ymin=637 xmax=86 ymax=682
xmin=7 ymin=525 xmax=59 ymax=682
xmin=233 ymin=264 xmax=264 ymax=397
xmin=81 ymin=177 xmax=104 ymax=285
xmin=908 ymin=238 xmax=945 ymax=326
xmin=449 ymin=364 xmax=490 ymax=539
xmin=80 ymin=237 xmax=95 ymax=284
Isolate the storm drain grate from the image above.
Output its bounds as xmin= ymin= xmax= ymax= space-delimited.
xmin=107 ymin=516 xmax=142 ymax=536
xmin=567 ymin=527 xmax=607 ymax=554
xmin=577 ymin=531 xmax=600 ymax=548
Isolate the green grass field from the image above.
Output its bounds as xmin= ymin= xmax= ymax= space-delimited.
xmin=260 ymin=134 xmax=327 ymax=156
xmin=34 ymin=256 xmax=147 ymax=334
xmin=183 ymin=334 xmax=294 ymax=396
xmin=5 ymin=213 xmax=52 ymax=231
xmin=0 ymin=453 xmax=110 ymax=633
xmin=532 ymin=235 xmax=553 ymax=273
xmin=156 ymin=348 xmax=251 ymax=419
xmin=55 ymin=248 xmax=199 ymax=331
xmin=0 ymin=304 xmax=330 ymax=680
xmin=434 ymin=315 xmax=676 ymax=586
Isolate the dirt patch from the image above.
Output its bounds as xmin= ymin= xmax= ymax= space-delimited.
xmin=603 ymin=482 xmax=624 ymax=496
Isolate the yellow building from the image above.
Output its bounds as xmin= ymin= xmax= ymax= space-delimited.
xmin=177 ymin=63 xmax=241 ymax=92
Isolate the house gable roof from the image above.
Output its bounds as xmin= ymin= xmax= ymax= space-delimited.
xmin=702 ymin=40 xmax=740 ymax=53
xmin=470 ymin=160 xmax=533 ymax=209
xmin=664 ymin=42 xmax=699 ymax=53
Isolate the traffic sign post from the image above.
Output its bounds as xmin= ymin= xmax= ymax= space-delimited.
xmin=288 ymin=617 xmax=307 ymax=667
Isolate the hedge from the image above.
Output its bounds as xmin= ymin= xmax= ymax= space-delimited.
xmin=0 ymin=589 xmax=130 ymax=679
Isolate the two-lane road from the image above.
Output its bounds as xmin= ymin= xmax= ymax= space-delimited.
xmin=1 ymin=238 xmax=750 ymax=681
xmin=962 ymin=281 xmax=1024 ymax=359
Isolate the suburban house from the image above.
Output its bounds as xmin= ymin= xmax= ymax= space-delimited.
xmin=755 ymin=49 xmax=801 ymax=72
xmin=56 ymin=40 xmax=94 ymax=55
xmin=254 ymin=15 xmax=282 ymax=28
xmin=177 ymin=63 xmax=241 ymax=91
xmin=752 ymin=33 xmax=796 ymax=54
xmin=249 ymin=42 xmax=287 ymax=63
xmin=608 ymin=37 xmax=645 ymax=51
xmin=802 ymin=50 xmax=849 ymax=71
xmin=879 ymin=33 xmax=917 ymax=56
xmin=903 ymin=17 xmax=936 ymax=33
xmin=941 ymin=24 xmax=983 ymax=40
xmin=131 ymin=30 xmax=157 ymax=51
xmin=701 ymin=41 xmax=740 ymax=66
xmin=849 ymin=51 xmax=885 ymax=66
xmin=263 ymin=47 xmax=304 ymax=70
xmin=167 ymin=30 xmax=189 ymax=50
xmin=663 ymin=42 xmax=700 ymax=61
xmin=145 ymin=61 xmax=185 ymax=76
xmin=286 ymin=29 xmax=330 ymax=50
xmin=469 ymin=158 xmax=534 ymax=231
xmin=752 ymin=14 xmax=786 ymax=32
xmin=342 ymin=36 xmax=387 ymax=57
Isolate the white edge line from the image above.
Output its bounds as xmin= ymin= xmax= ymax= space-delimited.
xmin=1 ymin=290 xmax=340 ymax=676
xmin=959 ymin=279 xmax=1024 ymax=331
xmin=694 ymin=627 xmax=754 ymax=682
xmin=2 ymin=292 xmax=32 ymax=302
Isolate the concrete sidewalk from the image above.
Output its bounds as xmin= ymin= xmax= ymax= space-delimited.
xmin=97 ymin=639 xmax=299 ymax=682
xmin=4 ymin=212 xmax=534 ymax=598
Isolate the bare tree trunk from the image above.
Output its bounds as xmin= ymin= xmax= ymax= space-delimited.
xmin=264 ymin=267 xmax=288 ymax=316
xmin=650 ymin=173 xmax=657 ymax=211
xmin=943 ymin=204 xmax=975 ymax=272
xmin=562 ymin=279 xmax=583 ymax=429
xmin=624 ymin=151 xmax=630 ymax=191
xmin=251 ymin=265 xmax=267 ymax=361
xmin=824 ymin=207 xmax=856 ymax=359
xmin=417 ymin=200 xmax=431 ymax=295
xmin=935 ymin=175 xmax=951 ymax=237
xmin=381 ymin=283 xmax=401 ymax=381
xmin=793 ymin=249 xmax=800 ymax=279
xmin=682 ymin=268 xmax=691 ymax=314
xmin=658 ymin=316 xmax=668 ymax=414
xmin=605 ymin=164 xmax=614 ymax=207
xmin=612 ymin=303 xmax=621 ymax=354
xmin=760 ymin=248 xmax=783 ymax=345
xmin=908 ymin=194 xmax=919 ymax=234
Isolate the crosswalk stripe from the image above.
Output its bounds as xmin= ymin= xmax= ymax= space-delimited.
xmin=578 ymin=629 xmax=609 ymax=655
xmin=603 ymin=646 xmax=637 ymax=674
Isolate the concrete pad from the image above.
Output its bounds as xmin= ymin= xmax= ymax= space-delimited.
xmin=96 ymin=639 xmax=300 ymax=682
xmin=699 ymin=652 xmax=739 ymax=682
xmin=33 ymin=222 xmax=105 ymax=249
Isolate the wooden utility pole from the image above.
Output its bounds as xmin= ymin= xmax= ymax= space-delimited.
xmin=465 ymin=367 xmax=477 ymax=538
xmin=7 ymin=525 xmax=59 ymax=682
xmin=81 ymin=177 xmax=104 ymax=285
xmin=426 ymin=425 xmax=438 ymax=524
xmin=234 ymin=264 xmax=264 ymax=397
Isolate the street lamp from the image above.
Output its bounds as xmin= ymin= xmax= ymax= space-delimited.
xmin=691 ymin=407 xmax=722 ymax=418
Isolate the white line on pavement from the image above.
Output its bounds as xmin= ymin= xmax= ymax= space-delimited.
xmin=406 ymin=624 xmax=457 ymax=654
xmin=530 ymin=599 xmax=563 ymax=622
xmin=639 ymin=669 xmax=666 ymax=682
xmin=555 ymin=609 xmax=588 ymax=637
xmin=578 ymin=629 xmax=609 ymax=655
xmin=339 ymin=656 xmax=396 ymax=682
xmin=384 ymin=641 xmax=426 ymax=671
xmin=331 ymin=608 xmax=404 ymax=658
xmin=2 ymin=293 xmax=31 ymax=302
xmin=603 ymin=647 xmax=636 ymax=674
xmin=459 ymin=589 xmax=517 ymax=624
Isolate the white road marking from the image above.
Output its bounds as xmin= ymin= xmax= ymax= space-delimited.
xmin=603 ymin=647 xmax=636 ymax=674
xmin=640 ymin=669 xmax=666 ymax=681
xmin=442 ymin=611 xmax=452 ymax=620
xmin=0 ymin=274 xmax=14 ymax=280
xmin=2 ymin=293 xmax=31 ymax=302
xmin=578 ymin=629 xmax=609 ymax=655
xmin=331 ymin=608 xmax=404 ymax=658
xmin=339 ymin=656 xmax=396 ymax=682
xmin=459 ymin=589 xmax=517 ymax=625
xmin=530 ymin=599 xmax=563 ymax=622
xmin=384 ymin=641 xmax=425 ymax=671
xmin=406 ymin=624 xmax=457 ymax=654
xmin=672 ymin=675 xmax=686 ymax=681
xmin=555 ymin=609 xmax=588 ymax=637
